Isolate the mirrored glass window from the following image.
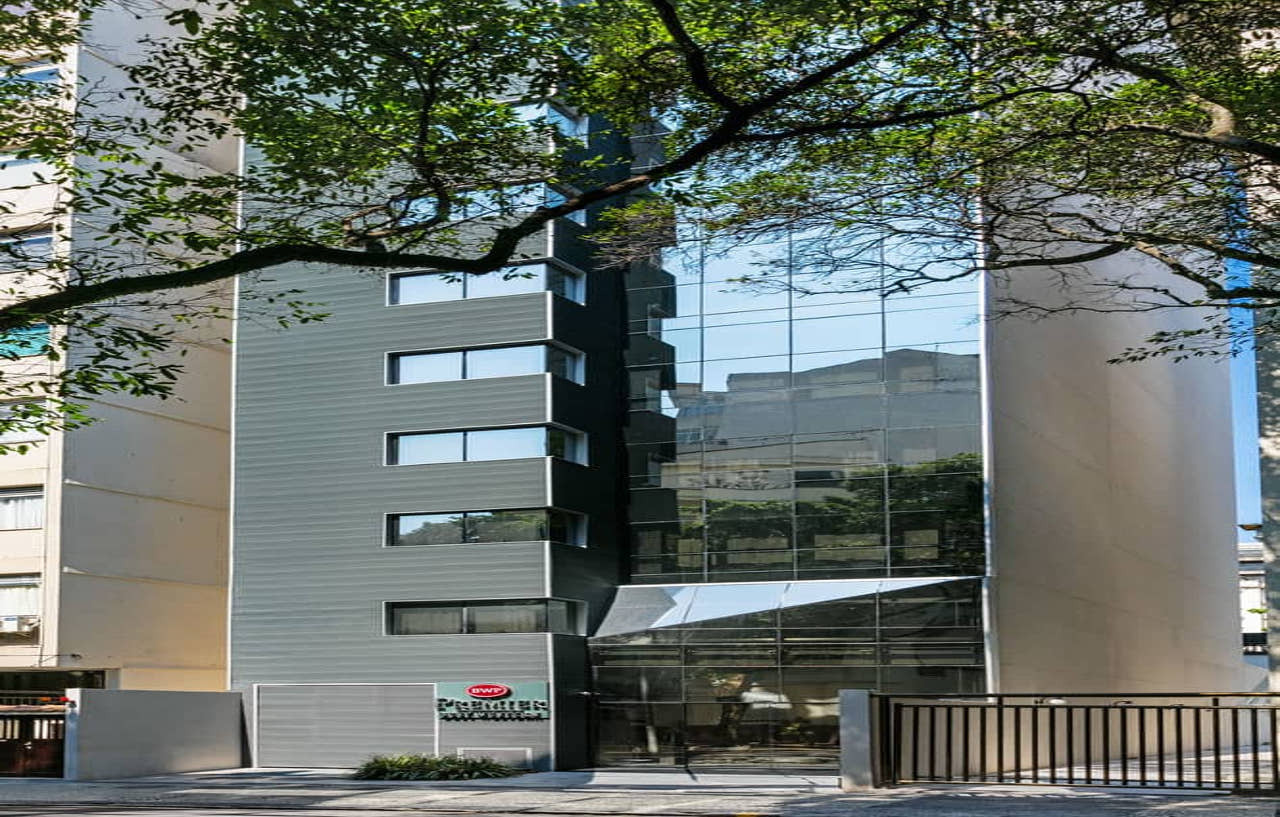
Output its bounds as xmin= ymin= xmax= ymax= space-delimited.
xmin=388 ymin=427 xmax=586 ymax=465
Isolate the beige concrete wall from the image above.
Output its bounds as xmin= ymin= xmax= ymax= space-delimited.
xmin=64 ymin=688 xmax=243 ymax=779
xmin=987 ymin=258 xmax=1242 ymax=693
xmin=0 ymin=1 xmax=235 ymax=687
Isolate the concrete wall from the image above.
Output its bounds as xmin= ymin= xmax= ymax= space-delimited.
xmin=987 ymin=256 xmax=1243 ymax=693
xmin=64 ymin=688 xmax=243 ymax=779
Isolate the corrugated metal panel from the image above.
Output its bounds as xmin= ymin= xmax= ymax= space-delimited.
xmin=255 ymin=684 xmax=435 ymax=767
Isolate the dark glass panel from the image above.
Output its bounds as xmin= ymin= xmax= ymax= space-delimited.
xmin=702 ymin=435 xmax=790 ymax=466
xmin=469 ymin=600 xmax=547 ymax=633
xmin=685 ymin=646 xmax=777 ymax=666
xmin=631 ymin=521 xmax=704 ymax=558
xmin=594 ymin=702 xmax=686 ymax=765
xmin=781 ymin=643 xmax=878 ymax=666
xmin=793 ymin=432 xmax=885 ymax=471
xmin=704 ymin=499 xmax=791 ymax=520
xmin=795 ymin=506 xmax=884 ymax=549
xmin=629 ymin=489 xmax=687 ymax=524
xmin=781 ymin=627 xmax=876 ymax=642
xmin=466 ymin=510 xmax=548 ymax=542
xmin=682 ymin=627 xmax=777 ymax=643
xmin=706 ymin=568 xmax=795 ymax=582
xmin=795 ymin=476 xmax=883 ymax=514
xmin=684 ymin=667 xmax=780 ymax=700
xmin=780 ymin=667 xmax=878 ymax=701
xmin=888 ymin=471 xmax=983 ymax=512
xmin=780 ymin=599 xmax=876 ymax=628
xmin=883 ymin=643 xmax=984 ymax=666
xmin=389 ymin=604 xmax=463 ymax=635
xmin=705 ymin=516 xmax=791 ymax=552
xmin=886 ymin=427 xmax=983 ymax=468
xmin=708 ymin=549 xmax=794 ymax=570
xmin=591 ymin=645 xmax=682 ymax=666
xmin=797 ymin=547 xmax=887 ymax=570
xmin=595 ymin=666 xmax=683 ymax=701
xmin=390 ymin=513 xmax=465 ymax=546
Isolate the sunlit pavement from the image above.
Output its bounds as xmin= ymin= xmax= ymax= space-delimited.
xmin=0 ymin=769 xmax=1271 ymax=816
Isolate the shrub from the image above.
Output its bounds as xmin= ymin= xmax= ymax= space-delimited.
xmin=352 ymin=753 xmax=523 ymax=781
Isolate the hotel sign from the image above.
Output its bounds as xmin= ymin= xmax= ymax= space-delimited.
xmin=436 ymin=681 xmax=550 ymax=721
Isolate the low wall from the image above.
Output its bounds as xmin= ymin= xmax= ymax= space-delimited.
xmin=65 ymin=689 xmax=244 ymax=780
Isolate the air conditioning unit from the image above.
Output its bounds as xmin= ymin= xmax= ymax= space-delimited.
xmin=0 ymin=615 xmax=38 ymax=633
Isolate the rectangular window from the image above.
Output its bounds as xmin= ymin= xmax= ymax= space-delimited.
xmin=387 ymin=598 xmax=584 ymax=635
xmin=0 ymin=575 xmax=38 ymax=616
xmin=387 ymin=508 xmax=586 ymax=546
xmin=388 ymin=344 xmax=584 ymax=385
xmin=0 ymin=403 xmax=41 ymax=445
xmin=0 ymin=230 xmax=53 ymax=273
xmin=0 ymin=488 xmax=41 ymax=529
xmin=388 ymin=262 xmax=584 ymax=306
xmin=388 ymin=426 xmax=586 ymax=465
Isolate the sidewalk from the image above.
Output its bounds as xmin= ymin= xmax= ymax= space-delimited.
xmin=0 ymin=768 xmax=1273 ymax=816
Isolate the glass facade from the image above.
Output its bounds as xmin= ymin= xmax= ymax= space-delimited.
xmin=623 ymin=236 xmax=983 ymax=584
xmin=590 ymin=579 xmax=984 ymax=766
xmin=587 ymin=231 xmax=988 ymax=766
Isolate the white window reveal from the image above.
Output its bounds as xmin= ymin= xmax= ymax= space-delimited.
xmin=0 ymin=487 xmax=42 ymax=529
xmin=388 ymin=344 xmax=584 ymax=385
xmin=387 ymin=426 xmax=586 ymax=466
xmin=388 ymin=262 xmax=584 ymax=306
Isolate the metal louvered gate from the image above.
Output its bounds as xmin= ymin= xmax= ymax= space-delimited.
xmin=878 ymin=693 xmax=1280 ymax=792
xmin=254 ymin=683 xmax=436 ymax=768
xmin=0 ymin=712 xmax=64 ymax=777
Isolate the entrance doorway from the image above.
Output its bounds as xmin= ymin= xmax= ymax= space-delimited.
xmin=594 ymin=699 xmax=840 ymax=768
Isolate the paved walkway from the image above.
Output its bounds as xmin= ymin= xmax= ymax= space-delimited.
xmin=0 ymin=769 xmax=1273 ymax=815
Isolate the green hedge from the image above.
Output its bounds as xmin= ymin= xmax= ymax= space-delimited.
xmin=352 ymin=753 xmax=523 ymax=780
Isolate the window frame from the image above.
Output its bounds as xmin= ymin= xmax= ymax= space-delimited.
xmin=385 ymin=341 xmax=585 ymax=386
xmin=383 ymin=597 xmax=586 ymax=636
xmin=383 ymin=507 xmax=588 ymax=548
xmin=385 ymin=258 xmax=586 ymax=307
xmin=0 ymin=487 xmax=43 ymax=531
xmin=385 ymin=424 xmax=588 ymax=466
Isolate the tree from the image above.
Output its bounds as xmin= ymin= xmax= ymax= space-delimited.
xmin=0 ymin=0 xmax=1275 ymax=440
xmin=667 ymin=0 xmax=1280 ymax=362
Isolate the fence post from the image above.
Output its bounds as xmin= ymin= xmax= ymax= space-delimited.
xmin=840 ymin=689 xmax=882 ymax=790
xmin=62 ymin=688 xmax=82 ymax=780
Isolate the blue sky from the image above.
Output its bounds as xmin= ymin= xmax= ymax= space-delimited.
xmin=1234 ymin=323 xmax=1263 ymax=528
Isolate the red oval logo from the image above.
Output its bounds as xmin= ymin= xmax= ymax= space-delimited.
xmin=466 ymin=683 xmax=512 ymax=699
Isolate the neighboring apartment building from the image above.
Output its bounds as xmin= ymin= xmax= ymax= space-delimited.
xmin=228 ymin=104 xmax=1243 ymax=769
xmin=0 ymin=8 xmax=232 ymax=692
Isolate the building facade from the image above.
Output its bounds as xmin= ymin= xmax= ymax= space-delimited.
xmin=229 ymin=118 xmax=1243 ymax=770
xmin=0 ymin=5 xmax=233 ymax=693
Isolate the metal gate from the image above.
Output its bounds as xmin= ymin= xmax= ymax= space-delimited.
xmin=878 ymin=693 xmax=1280 ymax=791
xmin=0 ymin=712 xmax=64 ymax=777
xmin=254 ymin=683 xmax=437 ymax=768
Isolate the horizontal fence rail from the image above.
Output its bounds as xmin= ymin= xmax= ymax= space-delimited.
xmin=879 ymin=693 xmax=1280 ymax=792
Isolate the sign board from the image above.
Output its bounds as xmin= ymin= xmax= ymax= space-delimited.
xmin=435 ymin=682 xmax=550 ymax=722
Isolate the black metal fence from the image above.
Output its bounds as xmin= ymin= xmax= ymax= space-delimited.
xmin=878 ymin=693 xmax=1280 ymax=791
